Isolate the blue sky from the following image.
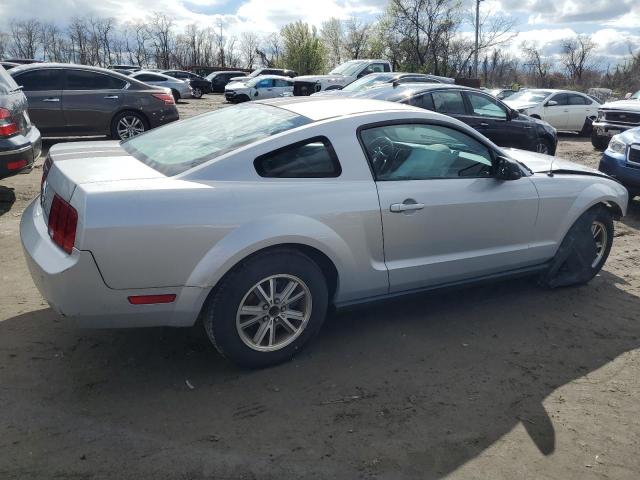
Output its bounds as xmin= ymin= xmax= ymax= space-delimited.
xmin=1 ymin=0 xmax=639 ymax=65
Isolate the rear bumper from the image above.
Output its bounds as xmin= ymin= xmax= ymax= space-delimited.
xmin=148 ymin=106 xmax=179 ymax=129
xmin=599 ymin=152 xmax=640 ymax=191
xmin=0 ymin=126 xmax=42 ymax=179
xmin=20 ymin=198 xmax=207 ymax=328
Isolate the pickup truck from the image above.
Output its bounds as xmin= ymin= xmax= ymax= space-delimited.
xmin=293 ymin=59 xmax=392 ymax=96
xmin=591 ymin=90 xmax=640 ymax=150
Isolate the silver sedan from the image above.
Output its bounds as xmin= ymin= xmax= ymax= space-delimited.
xmin=21 ymin=98 xmax=628 ymax=367
xmin=129 ymin=70 xmax=193 ymax=101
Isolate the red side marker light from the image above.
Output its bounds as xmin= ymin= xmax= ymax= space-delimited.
xmin=128 ymin=294 xmax=176 ymax=305
xmin=7 ymin=159 xmax=27 ymax=171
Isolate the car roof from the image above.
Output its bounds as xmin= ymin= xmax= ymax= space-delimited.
xmin=9 ymin=62 xmax=124 ymax=75
xmin=348 ymin=82 xmax=480 ymax=101
xmin=258 ymin=96 xmax=424 ymax=121
xmin=251 ymin=75 xmax=293 ymax=80
xmin=132 ymin=70 xmax=177 ymax=80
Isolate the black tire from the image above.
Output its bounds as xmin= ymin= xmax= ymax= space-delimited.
xmin=192 ymin=87 xmax=203 ymax=99
xmin=171 ymin=89 xmax=180 ymax=102
xmin=539 ymin=206 xmax=613 ymax=288
xmin=580 ymin=117 xmax=594 ymax=136
xmin=201 ymin=249 xmax=329 ymax=368
xmin=591 ymin=131 xmax=609 ymax=151
xmin=533 ymin=138 xmax=554 ymax=155
xmin=236 ymin=94 xmax=250 ymax=103
xmin=110 ymin=110 xmax=149 ymax=140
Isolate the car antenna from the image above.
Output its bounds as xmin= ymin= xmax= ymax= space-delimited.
xmin=547 ymin=156 xmax=555 ymax=177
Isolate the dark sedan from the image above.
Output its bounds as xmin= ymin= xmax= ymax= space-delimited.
xmin=9 ymin=63 xmax=179 ymax=140
xmin=0 ymin=65 xmax=41 ymax=180
xmin=348 ymin=83 xmax=558 ymax=155
xmin=162 ymin=70 xmax=211 ymax=98
xmin=205 ymin=71 xmax=246 ymax=93
xmin=312 ymin=72 xmax=454 ymax=97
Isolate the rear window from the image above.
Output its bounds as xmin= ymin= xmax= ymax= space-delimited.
xmin=121 ymin=103 xmax=312 ymax=176
xmin=254 ymin=137 xmax=341 ymax=178
xmin=0 ymin=65 xmax=20 ymax=94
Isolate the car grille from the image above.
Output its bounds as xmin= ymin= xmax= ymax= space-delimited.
xmin=224 ymin=91 xmax=236 ymax=100
xmin=628 ymin=145 xmax=640 ymax=166
xmin=293 ymin=81 xmax=320 ymax=96
xmin=603 ymin=111 xmax=640 ymax=125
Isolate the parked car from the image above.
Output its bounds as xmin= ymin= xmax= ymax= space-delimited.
xmin=3 ymin=58 xmax=40 ymax=65
xmin=293 ymin=59 xmax=393 ymax=96
xmin=9 ymin=63 xmax=178 ymax=140
xmin=21 ymin=97 xmax=627 ymax=367
xmin=505 ymin=89 xmax=599 ymax=134
xmin=225 ymin=75 xmax=294 ymax=103
xmin=591 ymin=90 xmax=640 ymax=150
xmin=598 ymin=126 xmax=640 ymax=198
xmin=347 ymin=83 xmax=558 ymax=154
xmin=488 ymin=88 xmax=518 ymax=100
xmin=312 ymin=72 xmax=453 ymax=97
xmin=0 ymin=61 xmax=20 ymax=70
xmin=129 ymin=71 xmax=193 ymax=102
xmin=229 ymin=68 xmax=298 ymax=83
xmin=205 ymin=71 xmax=246 ymax=93
xmin=161 ymin=70 xmax=211 ymax=98
xmin=0 ymin=65 xmax=41 ymax=180
xmin=111 ymin=68 xmax=134 ymax=76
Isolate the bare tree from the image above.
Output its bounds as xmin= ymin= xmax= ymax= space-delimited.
xmin=521 ymin=41 xmax=551 ymax=87
xmin=321 ymin=18 xmax=343 ymax=66
xmin=148 ymin=12 xmax=174 ymax=69
xmin=257 ymin=32 xmax=282 ymax=67
xmin=343 ymin=17 xmax=370 ymax=60
xmin=10 ymin=19 xmax=41 ymax=59
xmin=240 ymin=32 xmax=259 ymax=69
xmin=561 ymin=35 xmax=596 ymax=84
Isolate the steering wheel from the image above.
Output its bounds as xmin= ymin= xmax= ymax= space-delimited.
xmin=368 ymin=136 xmax=395 ymax=174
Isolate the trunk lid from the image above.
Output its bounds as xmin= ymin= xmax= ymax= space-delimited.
xmin=40 ymin=140 xmax=164 ymax=220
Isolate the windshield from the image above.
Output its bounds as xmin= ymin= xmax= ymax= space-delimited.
xmin=343 ymin=73 xmax=395 ymax=92
xmin=631 ymin=90 xmax=640 ymax=99
xmin=329 ymin=61 xmax=367 ymax=76
xmin=507 ymin=90 xmax=552 ymax=103
xmin=121 ymin=104 xmax=312 ymax=176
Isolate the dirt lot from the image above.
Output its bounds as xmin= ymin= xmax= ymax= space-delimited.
xmin=1 ymin=95 xmax=639 ymax=480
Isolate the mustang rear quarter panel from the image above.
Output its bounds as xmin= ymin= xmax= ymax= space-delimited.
xmin=79 ymin=115 xmax=389 ymax=302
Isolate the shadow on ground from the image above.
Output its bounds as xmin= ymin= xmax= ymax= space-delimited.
xmin=0 ymin=185 xmax=16 ymax=217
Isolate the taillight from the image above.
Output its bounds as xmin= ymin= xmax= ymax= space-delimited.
xmin=0 ymin=108 xmax=19 ymax=137
xmin=48 ymin=194 xmax=78 ymax=254
xmin=41 ymin=156 xmax=52 ymax=191
xmin=152 ymin=93 xmax=175 ymax=105
xmin=7 ymin=159 xmax=27 ymax=171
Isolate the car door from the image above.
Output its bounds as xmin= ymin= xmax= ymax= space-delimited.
xmin=11 ymin=68 xmax=64 ymax=134
xmin=464 ymin=91 xmax=535 ymax=149
xmin=274 ymin=79 xmax=293 ymax=97
xmin=62 ymin=69 xmax=126 ymax=135
xmin=359 ymin=122 xmax=539 ymax=292
xmin=542 ymin=93 xmax=569 ymax=130
xmin=566 ymin=93 xmax=596 ymax=131
xmin=254 ymin=79 xmax=275 ymax=99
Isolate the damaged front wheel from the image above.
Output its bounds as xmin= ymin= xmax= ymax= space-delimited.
xmin=540 ymin=206 xmax=614 ymax=288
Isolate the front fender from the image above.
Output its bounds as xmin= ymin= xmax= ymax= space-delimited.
xmin=185 ymin=214 xmax=375 ymax=299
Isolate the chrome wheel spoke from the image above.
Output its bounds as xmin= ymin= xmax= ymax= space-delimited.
xmin=278 ymin=316 xmax=297 ymax=333
xmin=284 ymin=290 xmax=304 ymax=306
xmin=590 ymin=220 xmax=607 ymax=268
xmin=284 ymin=309 xmax=304 ymax=321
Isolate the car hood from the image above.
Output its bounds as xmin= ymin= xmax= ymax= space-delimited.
xmin=504 ymin=100 xmax=539 ymax=110
xmin=504 ymin=148 xmax=604 ymax=175
xmin=311 ymin=89 xmax=348 ymax=97
xmin=599 ymin=99 xmax=640 ymax=111
xmin=615 ymin=126 xmax=640 ymax=143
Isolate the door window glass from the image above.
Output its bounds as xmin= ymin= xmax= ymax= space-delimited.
xmin=13 ymin=69 xmax=64 ymax=91
xmin=65 ymin=70 xmax=126 ymax=90
xmin=567 ymin=94 xmax=587 ymax=105
xmin=404 ymin=93 xmax=435 ymax=111
xmin=431 ymin=90 xmax=466 ymax=115
xmin=467 ymin=92 xmax=507 ymax=119
xmin=274 ymin=79 xmax=291 ymax=87
xmin=255 ymin=79 xmax=274 ymax=88
xmin=360 ymin=123 xmax=494 ymax=180
xmin=550 ymin=93 xmax=568 ymax=105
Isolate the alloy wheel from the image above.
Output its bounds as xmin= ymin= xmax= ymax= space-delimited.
xmin=117 ymin=115 xmax=145 ymax=140
xmin=536 ymin=142 xmax=550 ymax=154
xmin=236 ymin=274 xmax=312 ymax=352
xmin=590 ymin=220 xmax=608 ymax=268
xmin=192 ymin=88 xmax=202 ymax=98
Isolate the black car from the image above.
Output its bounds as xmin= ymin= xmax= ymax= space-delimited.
xmin=9 ymin=63 xmax=179 ymax=140
xmin=205 ymin=70 xmax=246 ymax=93
xmin=0 ymin=65 xmax=41 ymax=180
xmin=350 ymin=83 xmax=558 ymax=155
xmin=162 ymin=70 xmax=212 ymax=98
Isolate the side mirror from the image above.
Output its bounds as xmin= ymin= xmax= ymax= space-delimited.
xmin=509 ymin=109 xmax=519 ymax=120
xmin=545 ymin=100 xmax=558 ymax=107
xmin=495 ymin=157 xmax=522 ymax=181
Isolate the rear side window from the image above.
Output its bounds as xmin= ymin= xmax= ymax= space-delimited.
xmin=254 ymin=137 xmax=341 ymax=178
xmin=135 ymin=74 xmax=165 ymax=82
xmin=568 ymin=94 xmax=588 ymax=105
xmin=65 ymin=70 xmax=126 ymax=90
xmin=405 ymin=93 xmax=435 ymax=111
xmin=274 ymin=79 xmax=291 ymax=87
xmin=13 ymin=69 xmax=64 ymax=91
xmin=432 ymin=90 xmax=466 ymax=115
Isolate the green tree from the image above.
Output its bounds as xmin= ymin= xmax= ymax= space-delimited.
xmin=279 ymin=21 xmax=326 ymax=75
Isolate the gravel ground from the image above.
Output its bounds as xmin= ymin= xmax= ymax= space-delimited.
xmin=1 ymin=94 xmax=639 ymax=480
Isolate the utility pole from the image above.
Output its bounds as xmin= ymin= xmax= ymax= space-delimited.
xmin=474 ymin=0 xmax=483 ymax=78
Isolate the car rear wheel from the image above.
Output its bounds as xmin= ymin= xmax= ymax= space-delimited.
xmin=192 ymin=87 xmax=203 ymax=99
xmin=202 ymin=249 xmax=329 ymax=368
xmin=540 ymin=206 xmax=613 ymax=288
xmin=111 ymin=111 xmax=148 ymax=140
xmin=591 ymin=131 xmax=609 ymax=151
xmin=171 ymin=89 xmax=180 ymax=102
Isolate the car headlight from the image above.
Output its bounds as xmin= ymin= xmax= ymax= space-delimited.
xmin=608 ymin=136 xmax=627 ymax=155
xmin=596 ymin=110 xmax=604 ymax=121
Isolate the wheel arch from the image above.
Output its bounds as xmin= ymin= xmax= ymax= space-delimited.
xmin=110 ymin=108 xmax=150 ymax=136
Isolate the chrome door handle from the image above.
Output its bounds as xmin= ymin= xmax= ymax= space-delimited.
xmin=104 ymin=95 xmax=119 ymax=99
xmin=390 ymin=202 xmax=425 ymax=213
xmin=42 ymin=98 xmax=60 ymax=102
xmin=479 ymin=122 xmax=489 ymax=127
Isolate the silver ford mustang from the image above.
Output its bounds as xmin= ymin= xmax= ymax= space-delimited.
xmin=21 ymin=98 xmax=628 ymax=367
